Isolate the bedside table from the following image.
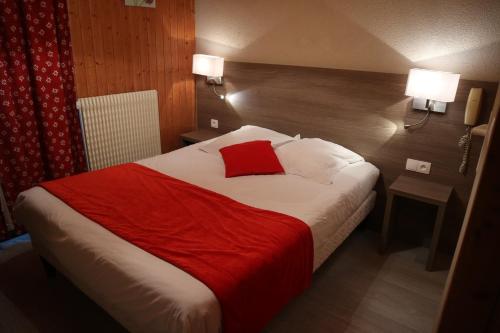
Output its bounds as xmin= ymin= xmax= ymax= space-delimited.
xmin=181 ymin=129 xmax=220 ymax=145
xmin=380 ymin=175 xmax=453 ymax=271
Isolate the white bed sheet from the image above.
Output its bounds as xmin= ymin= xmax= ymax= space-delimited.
xmin=14 ymin=142 xmax=379 ymax=333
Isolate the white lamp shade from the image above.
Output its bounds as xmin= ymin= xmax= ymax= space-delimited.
xmin=192 ymin=54 xmax=224 ymax=77
xmin=405 ymin=68 xmax=460 ymax=102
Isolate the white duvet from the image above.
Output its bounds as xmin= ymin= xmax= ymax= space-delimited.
xmin=14 ymin=142 xmax=379 ymax=333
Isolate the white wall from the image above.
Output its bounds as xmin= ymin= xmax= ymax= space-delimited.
xmin=196 ymin=0 xmax=500 ymax=82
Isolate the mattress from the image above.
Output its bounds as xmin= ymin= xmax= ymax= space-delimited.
xmin=14 ymin=141 xmax=379 ymax=333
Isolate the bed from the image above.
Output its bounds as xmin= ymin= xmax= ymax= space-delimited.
xmin=14 ymin=134 xmax=379 ymax=333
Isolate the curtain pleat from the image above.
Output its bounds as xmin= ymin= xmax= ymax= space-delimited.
xmin=0 ymin=0 xmax=86 ymax=240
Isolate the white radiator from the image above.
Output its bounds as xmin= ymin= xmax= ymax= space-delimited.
xmin=77 ymin=90 xmax=161 ymax=171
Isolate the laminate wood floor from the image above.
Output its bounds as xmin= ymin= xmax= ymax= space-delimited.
xmin=266 ymin=229 xmax=448 ymax=333
xmin=0 ymin=228 xmax=447 ymax=333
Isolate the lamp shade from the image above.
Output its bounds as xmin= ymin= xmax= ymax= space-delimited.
xmin=405 ymin=68 xmax=460 ymax=102
xmin=192 ymin=54 xmax=224 ymax=77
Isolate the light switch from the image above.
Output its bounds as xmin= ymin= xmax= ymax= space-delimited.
xmin=405 ymin=158 xmax=418 ymax=171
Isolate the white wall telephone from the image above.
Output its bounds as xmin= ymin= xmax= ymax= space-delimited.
xmin=458 ymin=88 xmax=483 ymax=174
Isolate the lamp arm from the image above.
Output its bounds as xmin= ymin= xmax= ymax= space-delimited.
xmin=404 ymin=110 xmax=431 ymax=129
xmin=212 ymin=84 xmax=225 ymax=100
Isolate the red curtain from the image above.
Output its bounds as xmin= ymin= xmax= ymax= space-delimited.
xmin=0 ymin=208 xmax=6 ymax=240
xmin=0 ymin=0 xmax=86 ymax=240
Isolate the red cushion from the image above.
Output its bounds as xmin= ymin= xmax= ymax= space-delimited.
xmin=219 ymin=140 xmax=285 ymax=178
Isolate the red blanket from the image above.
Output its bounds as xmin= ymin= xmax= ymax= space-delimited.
xmin=40 ymin=163 xmax=313 ymax=332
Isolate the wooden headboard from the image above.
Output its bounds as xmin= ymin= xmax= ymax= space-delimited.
xmin=196 ymin=61 xmax=498 ymax=254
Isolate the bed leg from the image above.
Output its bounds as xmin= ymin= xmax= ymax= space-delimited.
xmin=40 ymin=257 xmax=56 ymax=278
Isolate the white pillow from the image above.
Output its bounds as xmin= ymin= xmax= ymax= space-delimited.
xmin=325 ymin=141 xmax=364 ymax=164
xmin=275 ymin=138 xmax=357 ymax=185
xmin=200 ymin=125 xmax=299 ymax=154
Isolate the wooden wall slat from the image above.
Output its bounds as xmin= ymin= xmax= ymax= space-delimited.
xmin=115 ymin=2 xmax=128 ymax=92
xmin=67 ymin=3 xmax=87 ymax=96
xmin=162 ymin=8 xmax=173 ymax=149
xmin=77 ymin=1 xmax=98 ymax=96
xmin=186 ymin=0 xmax=196 ymax=127
xmin=139 ymin=9 xmax=149 ymax=90
xmin=177 ymin=0 xmax=188 ymax=134
xmin=100 ymin=1 xmax=117 ymax=94
xmin=147 ymin=12 xmax=156 ymax=91
xmin=170 ymin=0 xmax=180 ymax=150
xmin=154 ymin=6 xmax=166 ymax=149
xmin=68 ymin=0 xmax=195 ymax=152
xmin=88 ymin=1 xmax=107 ymax=96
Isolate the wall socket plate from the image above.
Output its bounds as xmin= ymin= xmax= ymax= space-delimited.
xmin=210 ymin=119 xmax=219 ymax=129
xmin=405 ymin=158 xmax=431 ymax=175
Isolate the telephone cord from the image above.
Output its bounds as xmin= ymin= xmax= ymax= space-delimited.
xmin=458 ymin=126 xmax=472 ymax=174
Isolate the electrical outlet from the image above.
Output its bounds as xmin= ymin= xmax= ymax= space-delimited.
xmin=416 ymin=161 xmax=431 ymax=174
xmin=210 ymin=119 xmax=219 ymax=129
xmin=406 ymin=158 xmax=431 ymax=174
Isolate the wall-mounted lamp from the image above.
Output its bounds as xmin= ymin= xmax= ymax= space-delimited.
xmin=192 ymin=54 xmax=225 ymax=100
xmin=404 ymin=68 xmax=460 ymax=129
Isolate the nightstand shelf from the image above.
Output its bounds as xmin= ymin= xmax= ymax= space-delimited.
xmin=181 ymin=129 xmax=220 ymax=145
xmin=380 ymin=175 xmax=453 ymax=271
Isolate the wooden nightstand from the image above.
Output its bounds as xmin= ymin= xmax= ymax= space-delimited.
xmin=380 ymin=175 xmax=453 ymax=271
xmin=180 ymin=129 xmax=220 ymax=145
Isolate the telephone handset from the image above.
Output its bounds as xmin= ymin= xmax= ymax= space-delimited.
xmin=458 ymin=88 xmax=483 ymax=174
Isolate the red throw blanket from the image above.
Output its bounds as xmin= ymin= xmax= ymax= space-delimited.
xmin=40 ymin=163 xmax=313 ymax=332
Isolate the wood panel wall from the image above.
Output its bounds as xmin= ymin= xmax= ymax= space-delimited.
xmin=435 ymin=88 xmax=500 ymax=333
xmin=67 ymin=0 xmax=195 ymax=152
xmin=197 ymin=61 xmax=499 ymax=255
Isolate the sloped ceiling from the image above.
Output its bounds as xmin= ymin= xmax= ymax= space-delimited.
xmin=196 ymin=0 xmax=500 ymax=81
